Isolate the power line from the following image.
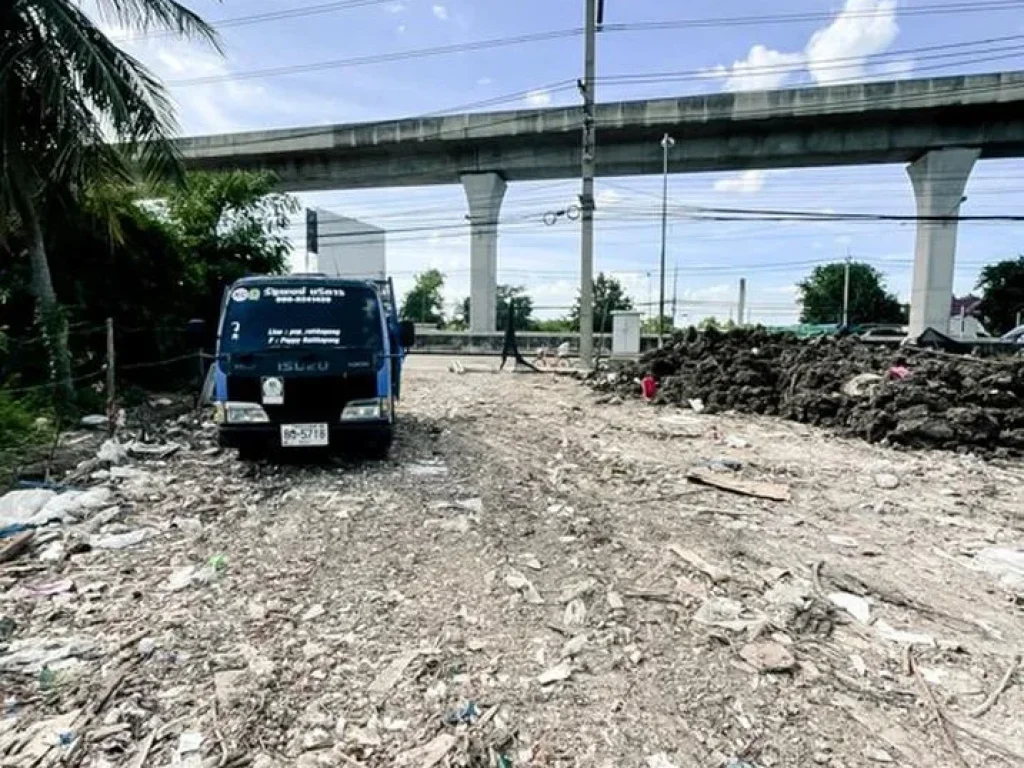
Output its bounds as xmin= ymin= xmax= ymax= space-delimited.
xmin=111 ymin=0 xmax=399 ymax=42
xmin=604 ymin=1 xmax=1024 ymax=34
xmin=120 ymin=0 xmax=1024 ymax=45
xmin=166 ymin=26 xmax=1024 ymax=88
xmin=167 ymin=28 xmax=583 ymax=86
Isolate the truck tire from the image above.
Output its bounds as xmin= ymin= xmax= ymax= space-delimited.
xmin=237 ymin=441 xmax=264 ymax=462
xmin=366 ymin=429 xmax=393 ymax=461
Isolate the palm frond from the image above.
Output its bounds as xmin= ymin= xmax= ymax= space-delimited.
xmin=92 ymin=0 xmax=222 ymax=52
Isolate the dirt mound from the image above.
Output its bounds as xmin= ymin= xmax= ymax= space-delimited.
xmin=591 ymin=326 xmax=1024 ymax=455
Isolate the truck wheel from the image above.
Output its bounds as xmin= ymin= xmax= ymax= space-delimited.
xmin=366 ymin=431 xmax=393 ymax=461
xmin=237 ymin=442 xmax=263 ymax=461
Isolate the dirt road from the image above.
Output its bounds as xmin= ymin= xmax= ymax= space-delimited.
xmin=3 ymin=360 xmax=1023 ymax=767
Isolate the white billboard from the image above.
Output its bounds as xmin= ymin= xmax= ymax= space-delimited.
xmin=310 ymin=209 xmax=386 ymax=281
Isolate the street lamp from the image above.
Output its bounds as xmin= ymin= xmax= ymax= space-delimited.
xmin=658 ymin=133 xmax=675 ymax=347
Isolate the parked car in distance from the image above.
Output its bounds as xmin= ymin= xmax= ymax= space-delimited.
xmin=999 ymin=324 xmax=1024 ymax=344
xmin=858 ymin=325 xmax=908 ymax=340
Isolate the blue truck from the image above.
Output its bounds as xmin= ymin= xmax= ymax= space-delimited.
xmin=209 ymin=274 xmax=414 ymax=459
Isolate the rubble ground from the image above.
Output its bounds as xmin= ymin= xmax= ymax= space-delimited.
xmin=2 ymin=357 xmax=1023 ymax=768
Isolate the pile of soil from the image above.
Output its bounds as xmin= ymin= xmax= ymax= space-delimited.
xmin=591 ymin=326 xmax=1024 ymax=455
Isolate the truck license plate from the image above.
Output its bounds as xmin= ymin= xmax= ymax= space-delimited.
xmin=280 ymin=423 xmax=329 ymax=447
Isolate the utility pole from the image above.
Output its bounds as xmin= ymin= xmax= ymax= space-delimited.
xmin=105 ymin=318 xmax=115 ymax=437
xmin=658 ymin=133 xmax=675 ymax=348
xmin=737 ymin=278 xmax=747 ymax=326
xmin=578 ymin=0 xmax=601 ymax=368
xmin=671 ymin=261 xmax=679 ymax=326
xmin=842 ymin=252 xmax=852 ymax=327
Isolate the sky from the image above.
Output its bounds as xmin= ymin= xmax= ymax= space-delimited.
xmin=92 ymin=0 xmax=1024 ymax=325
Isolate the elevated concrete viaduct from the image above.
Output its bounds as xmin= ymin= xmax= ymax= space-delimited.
xmin=179 ymin=70 xmax=1024 ymax=335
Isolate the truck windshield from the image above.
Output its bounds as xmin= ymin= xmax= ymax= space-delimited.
xmin=219 ymin=283 xmax=383 ymax=353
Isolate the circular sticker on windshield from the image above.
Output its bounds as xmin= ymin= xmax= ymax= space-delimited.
xmin=248 ymin=288 xmax=261 ymax=300
xmin=231 ymin=288 xmax=249 ymax=302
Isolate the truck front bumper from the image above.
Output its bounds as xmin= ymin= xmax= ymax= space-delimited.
xmin=218 ymin=420 xmax=392 ymax=450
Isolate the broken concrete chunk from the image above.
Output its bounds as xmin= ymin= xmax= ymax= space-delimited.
xmin=395 ymin=734 xmax=456 ymax=768
xmin=560 ymin=634 xmax=588 ymax=658
xmin=646 ymin=755 xmax=680 ymax=768
xmin=874 ymin=619 xmax=935 ymax=647
xmin=537 ymin=661 xmax=573 ymax=685
xmin=505 ymin=571 xmax=544 ymax=604
xmin=90 ymin=528 xmax=153 ymax=550
xmin=828 ymin=592 xmax=872 ymax=624
xmin=214 ymin=670 xmax=248 ymax=708
xmin=367 ymin=650 xmax=419 ymax=698
xmin=563 ymin=598 xmax=587 ymax=627
xmin=693 ymin=597 xmax=765 ymax=632
xmin=874 ymin=473 xmax=900 ymax=490
xmin=739 ymin=640 xmax=796 ymax=673
xmin=559 ymin=578 xmax=597 ymax=603
xmin=972 ymin=547 xmax=1024 ymax=595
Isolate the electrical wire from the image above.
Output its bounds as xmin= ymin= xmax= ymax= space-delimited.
xmin=166 ymin=26 xmax=1024 ymax=88
xmin=117 ymin=0 xmax=1024 ymax=45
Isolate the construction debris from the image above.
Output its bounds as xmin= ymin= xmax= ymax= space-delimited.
xmin=589 ymin=327 xmax=1024 ymax=455
xmin=1 ymin=364 xmax=1022 ymax=767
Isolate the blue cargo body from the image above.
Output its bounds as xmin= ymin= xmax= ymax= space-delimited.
xmin=211 ymin=275 xmax=408 ymax=458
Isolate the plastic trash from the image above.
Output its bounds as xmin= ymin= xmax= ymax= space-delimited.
xmin=444 ymin=701 xmax=480 ymax=725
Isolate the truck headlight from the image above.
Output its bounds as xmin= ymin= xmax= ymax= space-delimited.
xmin=341 ymin=399 xmax=382 ymax=421
xmin=225 ymin=402 xmax=270 ymax=423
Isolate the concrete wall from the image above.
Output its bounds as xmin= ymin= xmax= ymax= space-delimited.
xmin=312 ymin=209 xmax=386 ymax=281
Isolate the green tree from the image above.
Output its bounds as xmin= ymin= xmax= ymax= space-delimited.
xmin=458 ymin=285 xmax=535 ymax=331
xmin=532 ymin=317 xmax=573 ymax=333
xmin=641 ymin=315 xmax=675 ymax=335
xmin=0 ymin=172 xmax=296 ymax=390
xmin=976 ymin=256 xmax=1024 ymax=334
xmin=1 ymin=0 xmax=218 ymax=405
xmin=401 ymin=269 xmax=446 ymax=325
xmin=163 ymin=171 xmax=297 ymax=323
xmin=570 ymin=273 xmax=634 ymax=333
xmin=797 ymin=262 xmax=904 ymax=325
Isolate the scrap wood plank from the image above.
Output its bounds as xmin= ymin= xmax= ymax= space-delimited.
xmin=0 ymin=531 xmax=35 ymax=564
xmin=686 ymin=467 xmax=790 ymax=502
xmin=667 ymin=545 xmax=731 ymax=583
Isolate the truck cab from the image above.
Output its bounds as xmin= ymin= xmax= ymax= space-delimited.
xmin=211 ymin=275 xmax=413 ymax=459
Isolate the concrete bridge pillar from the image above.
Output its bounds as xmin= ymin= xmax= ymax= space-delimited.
xmin=906 ymin=148 xmax=979 ymax=337
xmin=462 ymin=172 xmax=506 ymax=334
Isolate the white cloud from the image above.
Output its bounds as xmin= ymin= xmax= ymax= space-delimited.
xmin=524 ymin=89 xmax=552 ymax=107
xmin=704 ymin=45 xmax=805 ymax=93
xmin=596 ymin=188 xmax=622 ymax=207
xmin=805 ymin=0 xmax=900 ymax=85
xmin=477 ymin=76 xmax=494 ymax=86
xmin=713 ymin=170 xmax=767 ymax=194
xmin=397 ymin=23 xmax=406 ymax=33
xmin=385 ymin=2 xmax=406 ymax=13
xmin=706 ymin=0 xmax=905 ymax=92
xmin=432 ymin=4 xmax=449 ymax=21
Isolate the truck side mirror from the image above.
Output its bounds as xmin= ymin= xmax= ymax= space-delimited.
xmin=186 ymin=318 xmax=207 ymax=348
xmin=399 ymin=320 xmax=416 ymax=348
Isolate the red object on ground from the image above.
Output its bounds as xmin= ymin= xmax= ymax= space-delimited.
xmin=641 ymin=375 xmax=658 ymax=401
xmin=888 ymin=365 xmax=910 ymax=380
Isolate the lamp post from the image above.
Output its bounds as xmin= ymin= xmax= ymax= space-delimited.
xmin=658 ymin=133 xmax=675 ymax=347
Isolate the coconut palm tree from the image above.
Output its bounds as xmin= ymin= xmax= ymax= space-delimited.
xmin=0 ymin=0 xmax=219 ymax=405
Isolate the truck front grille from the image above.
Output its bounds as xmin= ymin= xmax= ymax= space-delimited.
xmin=227 ymin=375 xmax=377 ymax=422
